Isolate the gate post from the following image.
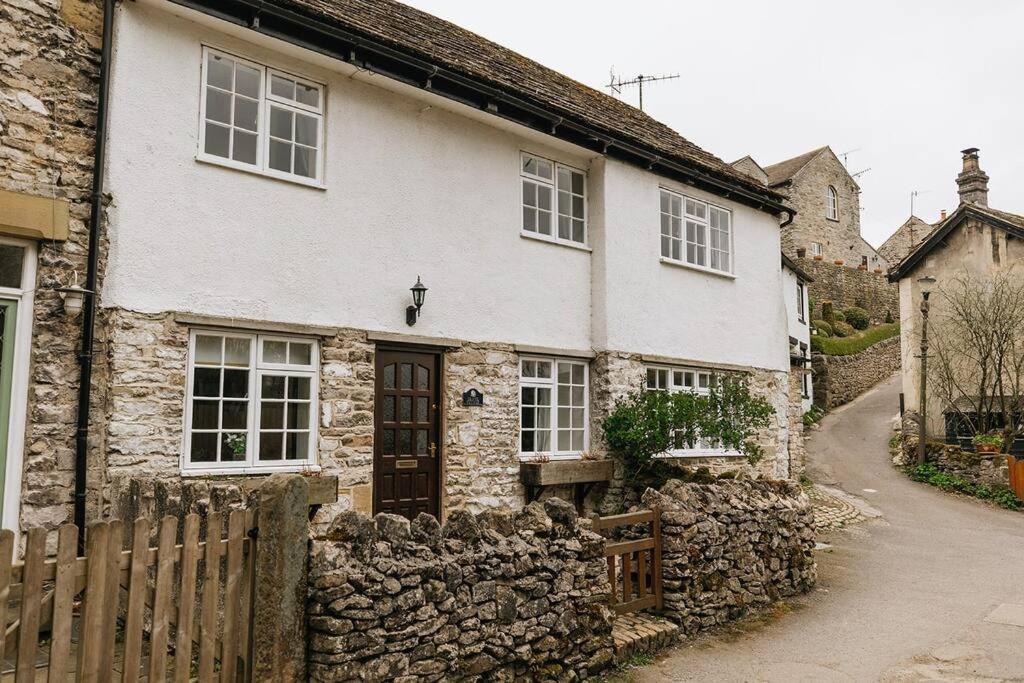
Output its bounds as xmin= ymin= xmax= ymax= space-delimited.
xmin=254 ymin=474 xmax=309 ymax=681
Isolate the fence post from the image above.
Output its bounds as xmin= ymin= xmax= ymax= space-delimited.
xmin=254 ymin=474 xmax=309 ymax=681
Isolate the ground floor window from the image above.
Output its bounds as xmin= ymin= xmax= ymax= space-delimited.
xmin=520 ymin=357 xmax=588 ymax=458
xmin=184 ymin=330 xmax=318 ymax=472
xmin=645 ymin=365 xmax=740 ymax=456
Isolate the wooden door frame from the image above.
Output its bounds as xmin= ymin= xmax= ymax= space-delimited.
xmin=372 ymin=343 xmax=444 ymax=519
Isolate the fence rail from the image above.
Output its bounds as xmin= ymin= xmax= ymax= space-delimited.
xmin=0 ymin=510 xmax=256 ymax=682
xmin=592 ymin=509 xmax=662 ymax=615
xmin=1009 ymin=456 xmax=1024 ymax=501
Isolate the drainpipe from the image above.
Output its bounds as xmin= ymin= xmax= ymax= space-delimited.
xmin=74 ymin=0 xmax=114 ymax=553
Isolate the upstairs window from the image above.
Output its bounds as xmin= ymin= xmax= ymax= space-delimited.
xmin=811 ymin=242 xmax=823 ymax=257
xmin=797 ymin=282 xmax=806 ymax=323
xmin=660 ymin=189 xmax=732 ymax=274
xmin=826 ymin=186 xmax=838 ymax=220
xmin=521 ymin=153 xmax=586 ymax=245
xmin=200 ymin=47 xmax=324 ymax=185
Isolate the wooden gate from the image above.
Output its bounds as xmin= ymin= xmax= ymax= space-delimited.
xmin=592 ymin=509 xmax=663 ymax=615
xmin=0 ymin=510 xmax=256 ymax=681
xmin=1009 ymin=456 xmax=1024 ymax=501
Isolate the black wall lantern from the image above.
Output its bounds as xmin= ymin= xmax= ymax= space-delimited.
xmin=406 ymin=276 xmax=428 ymax=326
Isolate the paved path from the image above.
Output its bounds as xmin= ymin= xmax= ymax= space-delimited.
xmin=640 ymin=374 xmax=1024 ymax=682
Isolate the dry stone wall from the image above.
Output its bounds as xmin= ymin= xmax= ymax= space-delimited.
xmin=811 ymin=336 xmax=900 ymax=409
xmin=796 ymin=257 xmax=898 ymax=325
xmin=895 ymin=413 xmax=1010 ymax=487
xmin=307 ymin=498 xmax=614 ymax=682
xmin=640 ymin=479 xmax=816 ymax=634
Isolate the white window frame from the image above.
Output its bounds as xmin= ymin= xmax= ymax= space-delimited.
xmin=182 ymin=329 xmax=320 ymax=475
xmin=520 ymin=152 xmax=588 ymax=247
xmin=810 ymin=242 xmax=823 ymax=257
xmin=797 ymin=282 xmax=806 ymax=324
xmin=198 ymin=46 xmax=326 ymax=188
xmin=659 ymin=188 xmax=734 ymax=276
xmin=826 ymin=185 xmax=838 ymax=220
xmin=518 ymin=356 xmax=589 ymax=460
xmin=644 ymin=365 xmax=742 ymax=458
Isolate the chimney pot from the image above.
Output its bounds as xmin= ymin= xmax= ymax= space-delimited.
xmin=956 ymin=147 xmax=989 ymax=207
xmin=940 ymin=209 xmax=947 ymax=220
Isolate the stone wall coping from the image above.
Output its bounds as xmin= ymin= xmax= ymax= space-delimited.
xmin=514 ymin=343 xmax=596 ymax=359
xmin=174 ymin=312 xmax=341 ymax=337
xmin=365 ymin=330 xmax=464 ymax=348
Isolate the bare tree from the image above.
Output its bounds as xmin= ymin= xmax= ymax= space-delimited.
xmin=929 ymin=272 xmax=1024 ymax=451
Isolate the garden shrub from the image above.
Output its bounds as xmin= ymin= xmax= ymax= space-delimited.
xmin=812 ymin=320 xmax=832 ymax=337
xmin=842 ymin=306 xmax=870 ymax=330
xmin=832 ymin=310 xmax=846 ymax=323
xmin=884 ymin=309 xmax=895 ymax=324
xmin=811 ymin=323 xmax=900 ymax=355
xmin=833 ymin=321 xmax=855 ymax=337
xmin=907 ymin=463 xmax=1022 ymax=510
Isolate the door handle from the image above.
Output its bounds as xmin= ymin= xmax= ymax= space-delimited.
xmin=429 ymin=443 xmax=437 ymax=459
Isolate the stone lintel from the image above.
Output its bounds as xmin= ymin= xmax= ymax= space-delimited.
xmin=513 ymin=343 xmax=595 ymax=360
xmin=173 ymin=312 xmax=340 ymax=337
xmin=0 ymin=189 xmax=70 ymax=241
xmin=638 ymin=353 xmax=761 ymax=374
xmin=366 ymin=330 xmax=464 ymax=348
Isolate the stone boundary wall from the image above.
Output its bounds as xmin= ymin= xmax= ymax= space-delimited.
xmin=795 ymin=257 xmax=898 ymax=325
xmin=811 ymin=336 xmax=900 ymax=409
xmin=307 ymin=498 xmax=614 ymax=682
xmin=894 ymin=413 xmax=1010 ymax=487
xmin=640 ymin=479 xmax=816 ymax=634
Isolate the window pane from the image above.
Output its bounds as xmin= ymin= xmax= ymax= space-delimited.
xmin=294 ymin=146 xmax=316 ymax=179
xmin=647 ymin=368 xmax=657 ymax=388
xmin=222 ymin=400 xmax=248 ymax=429
xmin=383 ymin=364 xmax=395 ymax=389
xmin=234 ymin=64 xmax=260 ymax=98
xmin=192 ymin=400 xmax=218 ymax=429
xmin=0 ymin=245 xmax=24 ymax=289
xmin=572 ymin=220 xmax=584 ymax=243
xmin=522 ymin=386 xmax=535 ymax=404
xmin=232 ymin=128 xmax=258 ymax=165
xmin=382 ymin=429 xmax=395 ymax=455
xmin=222 ymin=369 xmax=248 ymax=398
xmin=536 ymin=406 xmax=550 ymax=428
xmin=205 ymin=87 xmax=231 ymax=124
xmin=521 ymin=430 xmax=534 ymax=452
xmin=558 ymin=215 xmax=570 ymax=240
xmin=270 ymin=107 xmax=293 ymax=140
xmin=383 ymin=396 xmax=395 ymax=422
xmin=535 ymin=430 xmax=550 ymax=451
xmin=297 ymin=82 xmax=319 ymax=107
xmin=221 ymin=433 xmax=246 ymax=461
xmin=522 ymin=406 xmax=535 ymax=429
xmin=572 ymin=364 xmax=584 ymax=384
xmin=195 ymin=335 xmax=222 ymax=364
xmin=399 ymin=396 xmax=412 ymax=422
xmin=537 ymin=185 xmax=551 ymax=211
xmin=261 ymin=402 xmax=284 ymax=429
xmin=536 ymin=159 xmax=553 ymax=180
xmin=537 ymin=210 xmax=551 ymax=235
xmin=233 ymin=96 xmax=258 ymax=131
xmin=572 ymin=172 xmax=584 ymax=195
xmin=224 ymin=337 xmax=250 ymax=366
xmin=204 ymin=122 xmax=230 ymax=158
xmin=193 ymin=368 xmax=220 ymax=397
xmin=399 ymin=364 xmax=413 ymax=390
xmin=207 ymin=53 xmax=233 ymax=90
xmin=289 ymin=343 xmax=312 ymax=365
xmin=264 ymin=340 xmax=287 ymax=363
xmin=417 ymin=365 xmax=429 ymax=390
xmin=295 ymin=114 xmax=318 ymax=146
xmin=398 ymin=429 xmax=412 ymax=455
xmin=557 ymin=430 xmax=570 ymax=451
xmin=288 ymin=376 xmax=310 ymax=400
xmin=191 ymin=432 xmax=218 ymax=462
xmin=262 ymin=375 xmax=285 ymax=399
xmin=416 ymin=397 xmax=428 ymax=422
xmin=522 ymin=181 xmax=536 ymax=207
xmin=269 ymin=140 xmax=291 ymax=172
xmin=271 ymin=74 xmax=295 ymax=100
xmin=416 ymin=430 xmax=428 ymax=455
xmin=260 ymin=432 xmax=283 ymax=460
xmin=287 ymin=402 xmax=309 ymax=429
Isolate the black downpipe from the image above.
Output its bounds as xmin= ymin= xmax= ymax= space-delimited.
xmin=75 ymin=0 xmax=115 ymax=553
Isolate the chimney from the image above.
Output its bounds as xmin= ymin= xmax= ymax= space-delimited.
xmin=940 ymin=209 xmax=947 ymax=221
xmin=956 ymin=147 xmax=989 ymax=207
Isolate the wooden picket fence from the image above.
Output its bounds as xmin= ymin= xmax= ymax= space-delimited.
xmin=1009 ymin=456 xmax=1024 ymax=501
xmin=0 ymin=509 xmax=256 ymax=681
xmin=592 ymin=509 xmax=663 ymax=615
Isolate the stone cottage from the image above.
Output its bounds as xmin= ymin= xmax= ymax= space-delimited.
xmin=2 ymin=0 xmax=809 ymax=534
xmin=890 ymin=148 xmax=1024 ymax=445
xmin=878 ymin=214 xmax=937 ymax=265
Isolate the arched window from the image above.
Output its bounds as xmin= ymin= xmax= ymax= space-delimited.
xmin=826 ymin=186 xmax=838 ymax=220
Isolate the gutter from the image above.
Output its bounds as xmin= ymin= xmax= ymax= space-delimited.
xmin=167 ymin=0 xmax=791 ymax=217
xmin=75 ymin=0 xmax=114 ymax=552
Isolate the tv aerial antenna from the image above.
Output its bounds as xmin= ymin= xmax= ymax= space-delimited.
xmin=838 ymin=148 xmax=861 ymax=168
xmin=851 ymin=167 xmax=871 ymax=179
xmin=910 ymin=189 xmax=930 ymax=216
xmin=607 ymin=68 xmax=679 ymax=112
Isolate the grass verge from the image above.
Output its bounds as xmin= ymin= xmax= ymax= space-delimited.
xmin=811 ymin=323 xmax=899 ymax=356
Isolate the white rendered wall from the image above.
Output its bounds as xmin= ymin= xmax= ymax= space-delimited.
xmin=782 ymin=265 xmax=813 ymax=411
xmin=103 ymin=2 xmax=595 ymax=350
xmin=598 ymin=159 xmax=790 ymax=371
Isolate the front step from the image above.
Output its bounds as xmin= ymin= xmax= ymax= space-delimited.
xmin=612 ymin=612 xmax=680 ymax=662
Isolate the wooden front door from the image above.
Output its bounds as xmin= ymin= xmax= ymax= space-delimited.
xmin=374 ymin=349 xmax=441 ymax=519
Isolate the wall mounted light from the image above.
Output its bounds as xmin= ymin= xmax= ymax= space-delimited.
xmin=56 ymin=274 xmax=92 ymax=316
xmin=406 ymin=276 xmax=428 ymax=326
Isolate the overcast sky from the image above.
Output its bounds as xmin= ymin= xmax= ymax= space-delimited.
xmin=405 ymin=0 xmax=1024 ymax=247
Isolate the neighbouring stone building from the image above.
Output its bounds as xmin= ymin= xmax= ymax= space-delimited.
xmin=3 ymin=0 xmax=814 ymax=539
xmin=878 ymin=214 xmax=937 ymax=265
xmin=891 ymin=148 xmax=1024 ymax=444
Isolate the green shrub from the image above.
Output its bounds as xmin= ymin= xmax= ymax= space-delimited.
xmin=811 ymin=323 xmax=900 ymax=355
xmin=884 ymin=309 xmax=895 ymax=324
xmin=832 ymin=310 xmax=846 ymax=323
xmin=906 ymin=463 xmax=1022 ymax=510
xmin=843 ymin=306 xmax=870 ymax=330
xmin=833 ymin=321 xmax=855 ymax=337
xmin=812 ymin=319 xmax=832 ymax=337
xmin=802 ymin=404 xmax=825 ymax=426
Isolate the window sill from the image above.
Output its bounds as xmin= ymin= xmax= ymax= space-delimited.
xmin=520 ymin=231 xmax=592 ymax=253
xmin=656 ymin=450 xmax=744 ymax=459
xmin=181 ymin=463 xmax=321 ymax=477
xmin=518 ymin=453 xmax=583 ymax=462
xmin=659 ymin=257 xmax=736 ymax=279
xmin=195 ymin=154 xmax=326 ymax=190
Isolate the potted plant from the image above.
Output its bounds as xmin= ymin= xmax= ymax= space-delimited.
xmin=834 ymin=259 xmax=844 ymax=266
xmin=873 ymin=267 xmax=884 ymax=274
xmin=973 ymin=432 xmax=1004 ymax=454
xmin=813 ymin=254 xmax=824 ymax=261
xmin=857 ymin=264 xmax=867 ymax=270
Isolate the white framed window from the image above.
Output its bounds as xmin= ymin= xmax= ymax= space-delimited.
xmin=826 ymin=186 xmax=838 ymax=220
xmin=520 ymin=357 xmax=588 ymax=458
xmin=521 ymin=152 xmax=587 ymax=245
xmin=199 ymin=47 xmax=325 ymax=186
xmin=797 ymin=282 xmax=806 ymax=324
xmin=645 ymin=365 xmax=740 ymax=456
xmin=660 ymin=189 xmax=732 ymax=274
xmin=810 ymin=242 xmax=823 ymax=257
xmin=183 ymin=330 xmax=318 ymax=473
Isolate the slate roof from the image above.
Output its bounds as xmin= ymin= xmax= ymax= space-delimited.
xmin=763 ymin=147 xmax=828 ymax=187
xmin=878 ymin=216 xmax=934 ymax=265
xmin=260 ymin=0 xmax=781 ymax=202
